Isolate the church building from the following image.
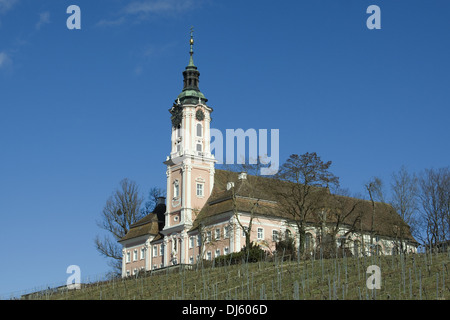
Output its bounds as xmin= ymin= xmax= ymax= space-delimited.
xmin=118 ymin=33 xmax=418 ymax=277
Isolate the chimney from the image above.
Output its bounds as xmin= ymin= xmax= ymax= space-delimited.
xmin=157 ymin=197 xmax=166 ymax=205
xmin=238 ymin=172 xmax=247 ymax=180
xmin=226 ymin=182 xmax=235 ymax=191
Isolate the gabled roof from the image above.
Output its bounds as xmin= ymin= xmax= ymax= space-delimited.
xmin=119 ymin=203 xmax=166 ymax=243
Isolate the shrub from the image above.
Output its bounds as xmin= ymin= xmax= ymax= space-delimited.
xmin=214 ymin=243 xmax=266 ymax=266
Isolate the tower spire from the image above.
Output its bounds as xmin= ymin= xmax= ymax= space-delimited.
xmin=175 ymin=26 xmax=208 ymax=104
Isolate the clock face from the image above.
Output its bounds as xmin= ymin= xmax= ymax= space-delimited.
xmin=171 ymin=104 xmax=182 ymax=128
xmin=196 ymin=109 xmax=205 ymax=121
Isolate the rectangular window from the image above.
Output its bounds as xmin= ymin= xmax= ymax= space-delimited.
xmin=197 ymin=234 xmax=201 ymax=247
xmin=224 ymin=247 xmax=229 ymax=255
xmin=141 ymin=248 xmax=145 ymax=259
xmin=126 ymin=251 xmax=130 ymax=263
xmin=206 ymin=231 xmax=212 ymax=243
xmin=206 ymin=251 xmax=212 ymax=261
xmin=133 ymin=250 xmax=138 ymax=261
xmin=215 ymin=228 xmax=220 ymax=240
xmin=160 ymin=244 xmax=164 ymax=256
xmin=272 ymin=230 xmax=279 ymax=242
xmin=196 ymin=183 xmax=204 ymax=197
xmin=224 ymin=225 xmax=230 ymax=238
xmin=215 ymin=249 xmax=220 ymax=258
xmin=189 ymin=256 xmax=194 ymax=264
xmin=189 ymin=236 xmax=194 ymax=249
xmin=242 ymin=226 xmax=248 ymax=237
xmin=153 ymin=245 xmax=158 ymax=257
xmin=257 ymin=228 xmax=264 ymax=240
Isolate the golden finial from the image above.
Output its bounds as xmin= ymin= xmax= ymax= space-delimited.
xmin=190 ymin=26 xmax=194 ymax=46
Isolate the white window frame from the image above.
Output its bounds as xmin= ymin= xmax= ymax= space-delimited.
xmin=206 ymin=251 xmax=212 ymax=261
xmin=206 ymin=231 xmax=212 ymax=243
xmin=126 ymin=251 xmax=131 ymax=263
xmin=197 ymin=234 xmax=201 ymax=247
xmin=196 ymin=183 xmax=204 ymax=197
xmin=257 ymin=228 xmax=264 ymax=240
xmin=189 ymin=236 xmax=194 ymax=249
xmin=215 ymin=228 xmax=220 ymax=240
xmin=141 ymin=247 xmax=145 ymax=260
xmin=215 ymin=249 xmax=220 ymax=258
xmin=160 ymin=244 xmax=164 ymax=256
xmin=224 ymin=247 xmax=229 ymax=255
xmin=242 ymin=226 xmax=249 ymax=237
xmin=224 ymin=225 xmax=230 ymax=238
xmin=133 ymin=249 xmax=138 ymax=261
xmin=153 ymin=245 xmax=158 ymax=257
xmin=272 ymin=230 xmax=279 ymax=242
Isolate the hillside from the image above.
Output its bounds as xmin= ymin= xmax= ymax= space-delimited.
xmin=24 ymin=251 xmax=450 ymax=300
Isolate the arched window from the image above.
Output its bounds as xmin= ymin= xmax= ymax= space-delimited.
xmin=196 ymin=123 xmax=202 ymax=137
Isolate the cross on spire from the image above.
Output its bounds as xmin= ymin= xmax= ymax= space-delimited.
xmin=188 ymin=26 xmax=195 ymax=67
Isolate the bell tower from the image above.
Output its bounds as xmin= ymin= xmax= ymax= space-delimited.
xmin=162 ymin=29 xmax=216 ymax=264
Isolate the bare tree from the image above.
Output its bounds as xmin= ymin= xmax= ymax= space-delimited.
xmin=95 ymin=178 xmax=144 ymax=273
xmin=365 ymin=176 xmax=384 ymax=252
xmin=390 ymin=165 xmax=419 ymax=251
xmin=274 ymin=152 xmax=339 ymax=258
xmin=221 ymin=163 xmax=263 ymax=254
xmin=141 ymin=187 xmax=166 ymax=216
xmin=230 ymin=183 xmax=260 ymax=252
xmin=323 ymin=190 xmax=364 ymax=257
xmin=418 ymin=167 xmax=450 ymax=250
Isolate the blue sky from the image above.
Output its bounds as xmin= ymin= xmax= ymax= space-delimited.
xmin=1 ymin=0 xmax=449 ymax=297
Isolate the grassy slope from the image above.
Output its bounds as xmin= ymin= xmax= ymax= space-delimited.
xmin=28 ymin=251 xmax=450 ymax=300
